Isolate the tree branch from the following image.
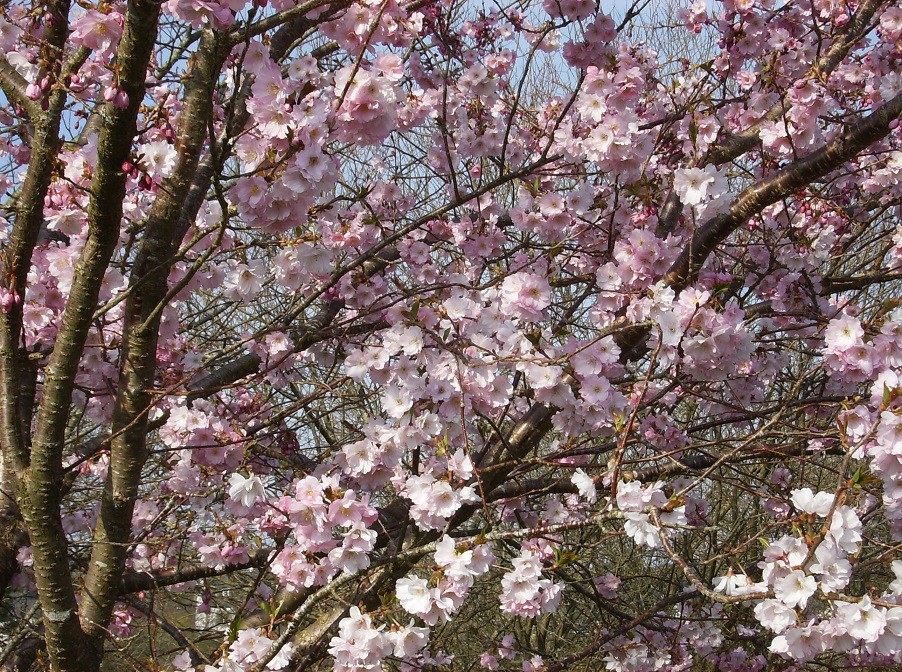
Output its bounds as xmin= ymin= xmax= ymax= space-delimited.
xmin=662 ymin=90 xmax=902 ymax=293
xmin=78 ymin=25 xmax=229 ymax=657
xmin=20 ymin=2 xmax=163 ymax=669
xmin=656 ymin=0 xmax=887 ymax=236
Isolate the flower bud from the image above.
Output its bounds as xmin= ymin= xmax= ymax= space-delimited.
xmin=114 ymin=88 xmax=130 ymax=110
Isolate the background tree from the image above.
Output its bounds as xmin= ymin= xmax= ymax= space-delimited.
xmin=0 ymin=0 xmax=901 ymax=671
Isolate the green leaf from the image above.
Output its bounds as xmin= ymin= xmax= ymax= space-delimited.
xmin=553 ymin=549 xmax=578 ymax=568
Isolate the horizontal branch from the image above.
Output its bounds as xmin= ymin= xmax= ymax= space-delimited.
xmin=118 ymin=548 xmax=272 ymax=595
xmin=821 ymin=271 xmax=902 ymax=294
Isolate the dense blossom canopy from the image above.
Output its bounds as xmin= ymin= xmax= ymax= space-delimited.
xmin=0 ymin=0 xmax=902 ymax=671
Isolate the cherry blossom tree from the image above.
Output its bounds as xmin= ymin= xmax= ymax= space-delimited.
xmin=0 ymin=0 xmax=902 ymax=671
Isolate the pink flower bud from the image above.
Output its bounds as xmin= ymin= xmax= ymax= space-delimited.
xmin=114 ymin=88 xmax=129 ymax=109
xmin=25 ymin=83 xmax=41 ymax=101
xmin=0 ymin=288 xmax=20 ymax=313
